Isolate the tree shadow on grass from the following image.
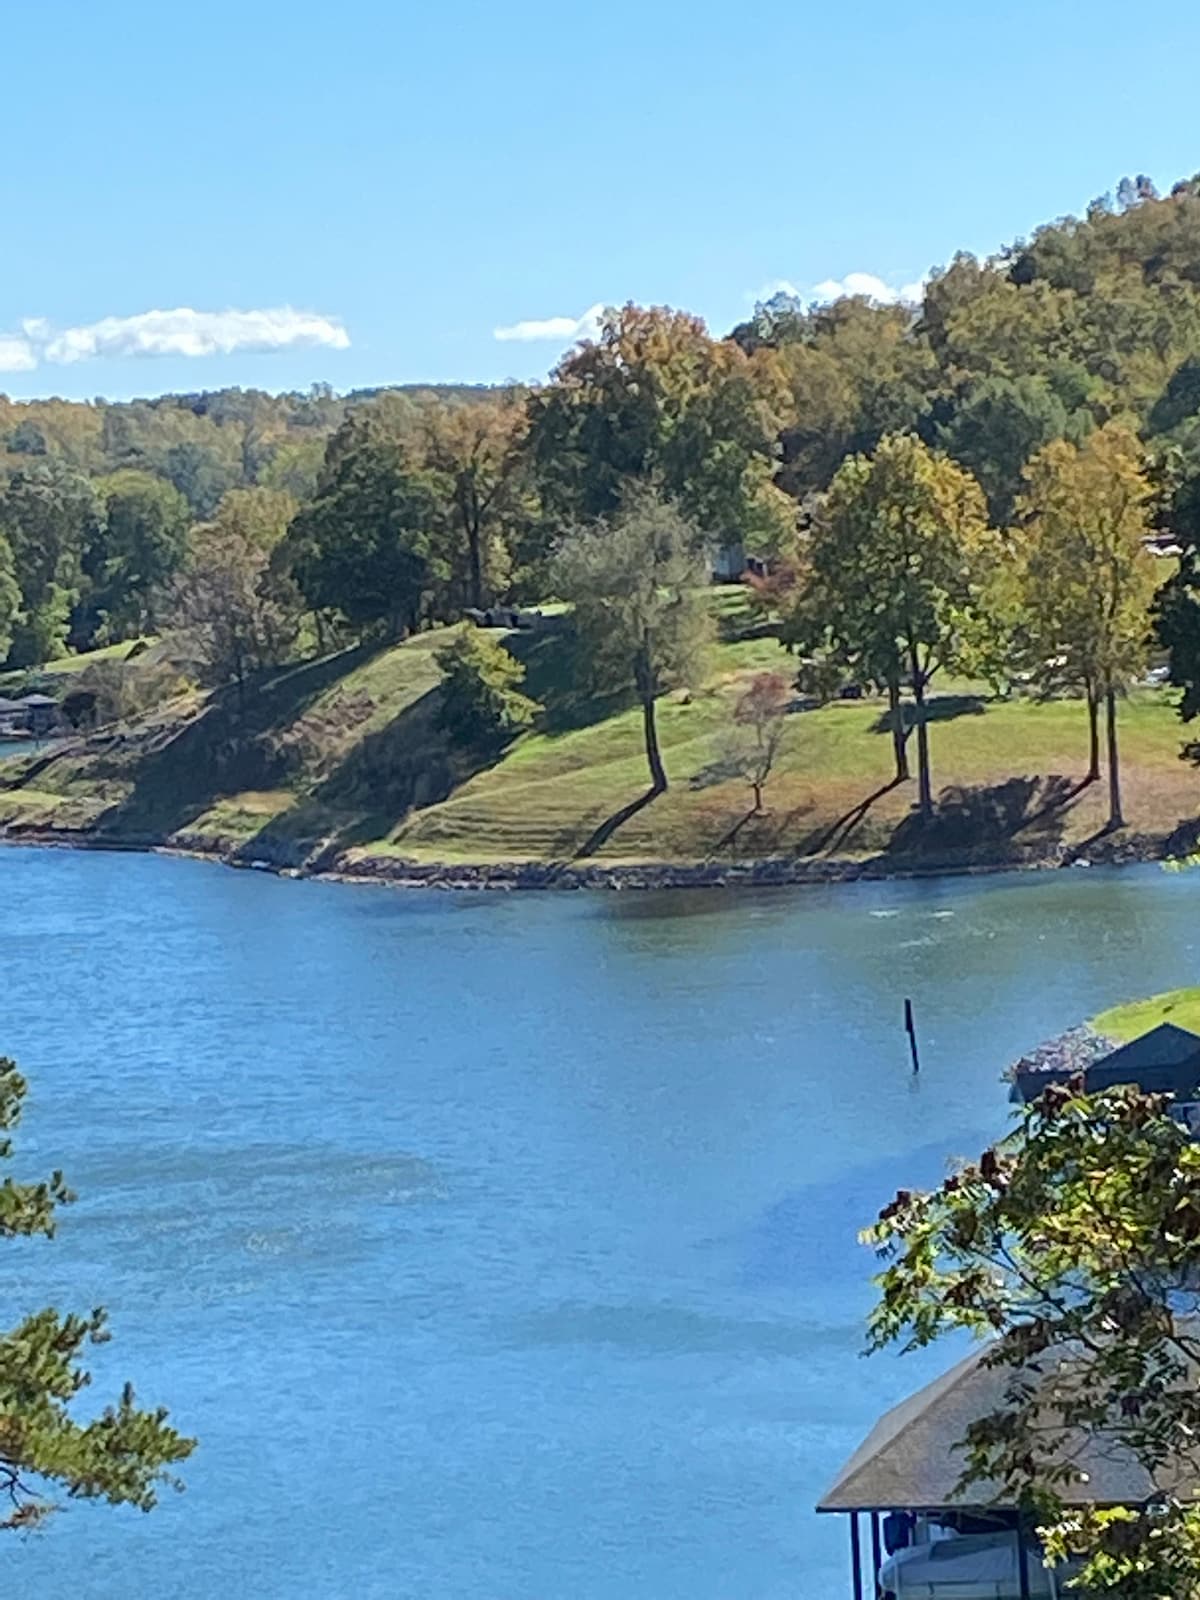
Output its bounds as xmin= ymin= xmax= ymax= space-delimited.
xmin=709 ymin=806 xmax=762 ymax=854
xmin=883 ymin=773 xmax=1090 ymax=863
xmin=242 ymin=682 xmax=524 ymax=866
xmin=88 ymin=644 xmax=384 ymax=840
xmin=689 ymin=757 xmax=745 ymax=792
xmin=508 ymin=621 xmax=633 ymax=735
xmin=793 ymin=778 xmax=903 ymax=856
xmin=868 ymin=694 xmax=987 ymax=735
xmin=574 ymin=788 xmax=660 ymax=859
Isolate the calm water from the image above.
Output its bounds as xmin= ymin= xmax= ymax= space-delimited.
xmin=2 ymin=849 xmax=1199 ymax=1597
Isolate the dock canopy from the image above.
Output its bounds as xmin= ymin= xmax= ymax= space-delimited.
xmin=818 ymin=1344 xmax=1181 ymax=1516
xmin=1011 ymin=1022 xmax=1200 ymax=1105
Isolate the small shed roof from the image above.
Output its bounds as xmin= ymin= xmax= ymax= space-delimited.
xmin=817 ymin=1343 xmax=1193 ymax=1514
xmin=1012 ymin=1022 xmax=1200 ymax=1103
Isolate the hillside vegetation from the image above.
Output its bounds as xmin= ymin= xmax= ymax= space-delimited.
xmin=1092 ymin=987 xmax=1200 ymax=1041
xmin=3 ymin=591 xmax=1197 ymax=875
xmin=10 ymin=175 xmax=1200 ymax=872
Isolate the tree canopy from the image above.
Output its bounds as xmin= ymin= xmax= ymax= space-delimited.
xmin=865 ymin=1077 xmax=1200 ymax=1595
xmin=0 ymin=1056 xmax=193 ymax=1528
xmin=552 ymin=493 xmax=712 ymax=793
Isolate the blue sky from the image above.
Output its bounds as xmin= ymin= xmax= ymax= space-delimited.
xmin=6 ymin=0 xmax=1200 ymax=401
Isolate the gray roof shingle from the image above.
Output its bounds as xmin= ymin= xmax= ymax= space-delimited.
xmin=818 ymin=1344 xmax=1191 ymax=1513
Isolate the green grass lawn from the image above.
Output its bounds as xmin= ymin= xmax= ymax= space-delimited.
xmin=1092 ymin=988 xmax=1200 ymax=1041
xmin=0 ymin=637 xmax=156 ymax=690
xmin=4 ymin=593 xmax=1200 ymax=872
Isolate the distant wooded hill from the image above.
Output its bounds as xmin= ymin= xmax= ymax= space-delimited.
xmin=0 ymin=382 xmax=500 ymax=516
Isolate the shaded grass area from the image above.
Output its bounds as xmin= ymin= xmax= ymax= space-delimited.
xmin=1 ymin=590 xmax=1199 ymax=873
xmin=1092 ymin=988 xmax=1200 ymax=1042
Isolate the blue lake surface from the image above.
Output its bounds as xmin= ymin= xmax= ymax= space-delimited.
xmin=2 ymin=846 xmax=1199 ymax=1596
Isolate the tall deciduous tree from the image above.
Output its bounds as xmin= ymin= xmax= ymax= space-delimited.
xmin=864 ymin=1078 xmax=1200 ymax=1596
xmin=1153 ymin=443 xmax=1200 ymax=730
xmin=170 ymin=525 xmax=300 ymax=715
xmin=422 ymin=394 xmax=529 ymax=611
xmin=528 ymin=304 xmax=791 ymax=554
xmin=935 ymin=374 xmax=1075 ymax=525
xmin=0 ymin=1056 xmax=193 ymax=1527
xmin=280 ymin=417 xmax=444 ymax=639
xmin=553 ymin=494 xmax=712 ymax=794
xmin=0 ymin=460 xmax=102 ymax=665
xmin=205 ymin=486 xmax=298 ymax=554
xmin=90 ymin=470 xmax=191 ymax=635
xmin=1014 ymin=424 xmax=1156 ymax=828
xmin=0 ymin=534 xmax=21 ymax=665
xmin=788 ymin=434 xmax=995 ymax=817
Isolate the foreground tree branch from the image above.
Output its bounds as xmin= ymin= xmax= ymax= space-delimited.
xmin=864 ymin=1077 xmax=1200 ymax=1593
xmin=0 ymin=1056 xmax=194 ymax=1531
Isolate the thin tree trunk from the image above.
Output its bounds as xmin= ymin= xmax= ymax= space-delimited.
xmin=642 ymin=693 xmax=667 ymax=794
xmin=1086 ymin=686 xmax=1100 ymax=783
xmin=468 ymin=523 xmax=485 ymax=611
xmin=1105 ymin=687 xmax=1124 ymax=830
xmin=888 ymin=677 xmax=909 ymax=782
xmin=911 ymin=675 xmax=933 ymax=820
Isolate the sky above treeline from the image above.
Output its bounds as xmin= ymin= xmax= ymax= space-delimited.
xmin=7 ymin=0 xmax=1200 ymax=402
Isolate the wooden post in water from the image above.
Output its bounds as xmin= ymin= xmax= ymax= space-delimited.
xmin=904 ymin=998 xmax=920 ymax=1075
xmin=849 ymin=1513 xmax=865 ymax=1600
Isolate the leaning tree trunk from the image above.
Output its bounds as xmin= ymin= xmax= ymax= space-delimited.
xmin=1105 ymin=687 xmax=1124 ymax=831
xmin=887 ymin=677 xmax=910 ymax=783
xmin=911 ymin=674 xmax=933 ymax=821
xmin=635 ymin=640 xmax=668 ymax=795
xmin=642 ymin=693 xmax=668 ymax=795
xmin=1086 ymin=684 xmax=1101 ymax=783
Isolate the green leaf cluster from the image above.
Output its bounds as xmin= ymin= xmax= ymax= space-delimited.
xmin=435 ymin=627 xmax=539 ymax=751
xmin=865 ymin=1077 xmax=1200 ymax=1594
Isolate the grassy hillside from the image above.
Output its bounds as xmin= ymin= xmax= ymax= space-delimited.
xmin=3 ymin=591 xmax=1200 ymax=873
xmin=1093 ymin=988 xmax=1200 ymax=1042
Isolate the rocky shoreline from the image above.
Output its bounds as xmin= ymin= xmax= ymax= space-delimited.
xmin=0 ymin=815 xmax=1191 ymax=892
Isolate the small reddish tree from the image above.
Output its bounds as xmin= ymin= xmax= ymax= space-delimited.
xmin=731 ymin=671 xmax=790 ymax=813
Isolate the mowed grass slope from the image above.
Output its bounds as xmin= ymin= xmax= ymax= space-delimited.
xmin=1093 ymin=988 xmax=1200 ymax=1041
xmin=2 ymin=589 xmax=1200 ymax=870
xmin=384 ymin=672 xmax=1200 ymax=865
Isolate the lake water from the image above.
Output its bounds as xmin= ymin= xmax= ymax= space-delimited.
xmin=2 ymin=847 xmax=1199 ymax=1597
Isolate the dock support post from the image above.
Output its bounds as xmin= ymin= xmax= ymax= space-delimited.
xmin=1017 ymin=1515 xmax=1032 ymax=1600
xmin=870 ymin=1513 xmax=882 ymax=1596
xmin=850 ymin=1513 xmax=864 ymax=1600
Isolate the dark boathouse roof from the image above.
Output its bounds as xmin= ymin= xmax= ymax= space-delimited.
xmin=1011 ymin=1022 xmax=1200 ymax=1105
xmin=817 ymin=1343 xmax=1192 ymax=1515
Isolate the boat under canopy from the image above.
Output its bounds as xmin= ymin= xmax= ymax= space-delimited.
xmin=817 ymin=1342 xmax=1196 ymax=1599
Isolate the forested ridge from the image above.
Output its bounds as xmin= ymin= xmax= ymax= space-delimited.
xmin=10 ymin=173 xmax=1200 ymax=869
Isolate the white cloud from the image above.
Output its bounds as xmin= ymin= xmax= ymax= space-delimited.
xmin=494 ymin=302 xmax=606 ymax=343
xmin=0 ymin=306 xmax=350 ymax=373
xmin=43 ymin=306 xmax=350 ymax=364
xmin=0 ymin=336 xmax=37 ymax=373
xmin=809 ymin=272 xmax=927 ymax=306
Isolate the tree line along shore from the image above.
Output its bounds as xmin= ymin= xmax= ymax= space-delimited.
xmin=6 ymin=174 xmax=1200 ymax=873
